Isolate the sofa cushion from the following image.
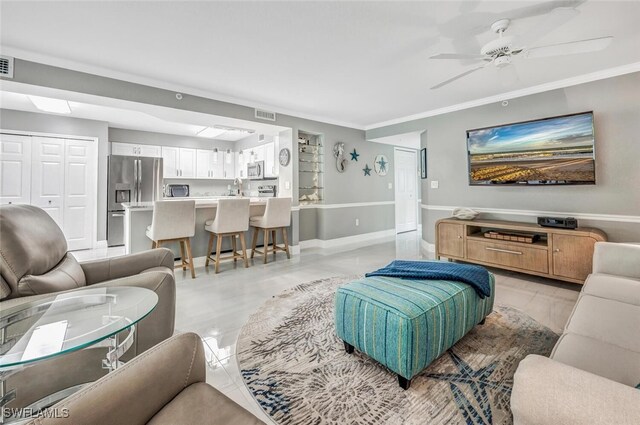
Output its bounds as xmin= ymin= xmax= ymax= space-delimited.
xmin=584 ymin=273 xmax=640 ymax=306
xmin=0 ymin=276 xmax=11 ymax=300
xmin=18 ymin=254 xmax=86 ymax=297
xmin=552 ymin=333 xmax=640 ymax=387
xmin=0 ymin=205 xmax=68 ymax=294
xmin=147 ymin=383 xmax=264 ymax=425
xmin=562 ymin=294 xmax=640 ymax=353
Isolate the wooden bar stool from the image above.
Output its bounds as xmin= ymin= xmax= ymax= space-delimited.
xmin=250 ymin=197 xmax=292 ymax=264
xmin=205 ymin=198 xmax=250 ymax=273
xmin=146 ymin=200 xmax=196 ymax=278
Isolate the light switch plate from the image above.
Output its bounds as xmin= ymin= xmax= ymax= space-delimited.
xmin=431 ymin=180 xmax=439 ymax=189
xmin=285 ymin=181 xmax=290 ymax=190
xmin=388 ymin=183 xmax=393 ymax=189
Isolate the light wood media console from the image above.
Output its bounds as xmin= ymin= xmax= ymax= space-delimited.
xmin=435 ymin=218 xmax=607 ymax=284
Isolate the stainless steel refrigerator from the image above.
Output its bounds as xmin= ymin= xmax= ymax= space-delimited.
xmin=107 ymin=155 xmax=163 ymax=246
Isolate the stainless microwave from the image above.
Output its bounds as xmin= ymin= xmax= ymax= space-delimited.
xmin=247 ymin=161 xmax=264 ymax=180
xmin=165 ymin=184 xmax=189 ymax=197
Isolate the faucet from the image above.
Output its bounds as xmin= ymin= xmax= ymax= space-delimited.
xmin=233 ymin=178 xmax=243 ymax=197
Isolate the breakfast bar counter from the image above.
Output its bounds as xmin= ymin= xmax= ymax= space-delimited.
xmin=122 ymin=197 xmax=293 ymax=259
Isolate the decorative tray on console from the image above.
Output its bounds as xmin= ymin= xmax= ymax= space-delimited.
xmin=484 ymin=231 xmax=540 ymax=244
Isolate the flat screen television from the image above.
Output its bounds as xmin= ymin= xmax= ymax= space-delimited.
xmin=467 ymin=111 xmax=596 ymax=186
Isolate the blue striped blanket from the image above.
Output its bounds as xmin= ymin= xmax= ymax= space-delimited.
xmin=365 ymin=260 xmax=492 ymax=298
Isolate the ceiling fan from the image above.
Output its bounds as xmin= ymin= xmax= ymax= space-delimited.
xmin=429 ymin=6 xmax=613 ymax=89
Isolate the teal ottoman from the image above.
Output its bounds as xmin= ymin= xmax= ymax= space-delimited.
xmin=335 ymin=274 xmax=495 ymax=389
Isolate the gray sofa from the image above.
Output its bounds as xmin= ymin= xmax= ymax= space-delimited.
xmin=24 ymin=332 xmax=264 ymax=425
xmin=511 ymin=242 xmax=640 ymax=425
xmin=0 ymin=204 xmax=176 ymax=409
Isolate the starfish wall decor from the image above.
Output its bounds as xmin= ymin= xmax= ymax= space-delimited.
xmin=350 ymin=149 xmax=360 ymax=161
xmin=363 ymin=164 xmax=372 ymax=176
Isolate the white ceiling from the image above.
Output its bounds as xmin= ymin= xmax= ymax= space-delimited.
xmin=0 ymin=86 xmax=287 ymax=141
xmin=2 ymin=1 xmax=640 ymax=129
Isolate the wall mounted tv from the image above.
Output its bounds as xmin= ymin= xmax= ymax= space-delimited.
xmin=467 ymin=111 xmax=595 ymax=186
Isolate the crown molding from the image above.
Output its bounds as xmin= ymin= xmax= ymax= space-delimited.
xmin=0 ymin=45 xmax=366 ymax=131
xmin=365 ymin=61 xmax=640 ymax=130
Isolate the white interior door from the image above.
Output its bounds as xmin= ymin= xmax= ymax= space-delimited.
xmin=64 ymin=139 xmax=94 ymax=250
xmin=31 ymin=137 xmax=65 ymax=227
xmin=394 ymin=148 xmax=418 ymax=233
xmin=0 ymin=134 xmax=32 ymax=205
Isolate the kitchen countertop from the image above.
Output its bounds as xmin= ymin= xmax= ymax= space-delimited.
xmin=122 ymin=197 xmax=268 ymax=211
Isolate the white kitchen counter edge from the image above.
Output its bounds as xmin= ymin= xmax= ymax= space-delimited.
xmin=122 ymin=198 xmax=268 ymax=211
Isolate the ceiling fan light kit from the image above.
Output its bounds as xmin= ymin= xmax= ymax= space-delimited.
xmin=429 ymin=4 xmax=614 ymax=90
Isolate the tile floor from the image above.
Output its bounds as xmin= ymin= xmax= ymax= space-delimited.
xmin=73 ymin=231 xmax=581 ymax=423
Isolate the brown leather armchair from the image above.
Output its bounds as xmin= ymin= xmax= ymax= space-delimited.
xmin=0 ymin=205 xmax=176 ymax=409
xmin=26 ymin=333 xmax=264 ymax=425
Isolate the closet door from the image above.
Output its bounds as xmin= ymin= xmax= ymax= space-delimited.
xmin=0 ymin=134 xmax=32 ymax=205
xmin=64 ymin=140 xmax=94 ymax=250
xmin=31 ymin=137 xmax=65 ymax=227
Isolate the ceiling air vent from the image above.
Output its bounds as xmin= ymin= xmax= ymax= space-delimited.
xmin=255 ymin=108 xmax=276 ymax=122
xmin=0 ymin=55 xmax=14 ymax=78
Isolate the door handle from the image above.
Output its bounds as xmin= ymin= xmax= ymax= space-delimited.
xmin=112 ymin=213 xmax=125 ymax=217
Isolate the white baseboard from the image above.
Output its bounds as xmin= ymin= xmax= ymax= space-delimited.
xmin=94 ymin=240 xmax=108 ymax=249
xmin=420 ymin=239 xmax=435 ymax=254
xmin=300 ymin=229 xmax=396 ymax=250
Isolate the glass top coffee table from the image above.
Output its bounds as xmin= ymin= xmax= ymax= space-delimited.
xmin=0 ymin=286 xmax=158 ymax=423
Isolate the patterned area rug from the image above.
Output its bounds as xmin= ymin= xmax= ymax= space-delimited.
xmin=237 ymin=276 xmax=558 ymax=425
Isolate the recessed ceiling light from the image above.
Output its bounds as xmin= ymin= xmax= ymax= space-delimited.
xmin=197 ymin=126 xmax=226 ymax=138
xmin=27 ymin=95 xmax=71 ymax=114
xmin=213 ymin=125 xmax=255 ymax=135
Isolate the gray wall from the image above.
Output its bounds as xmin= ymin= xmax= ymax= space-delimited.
xmin=3 ymin=58 xmax=399 ymax=243
xmin=368 ymin=72 xmax=640 ymax=243
xmin=0 ymin=109 xmax=110 ymax=240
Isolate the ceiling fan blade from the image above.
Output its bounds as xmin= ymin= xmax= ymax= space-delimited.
xmin=517 ymin=7 xmax=580 ymax=48
xmin=431 ymin=65 xmax=487 ymax=90
xmin=430 ymin=53 xmax=488 ymax=61
xmin=507 ymin=0 xmax=585 ymax=21
xmin=526 ymin=36 xmax=613 ymax=58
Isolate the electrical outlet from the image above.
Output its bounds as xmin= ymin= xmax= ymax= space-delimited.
xmin=431 ymin=180 xmax=439 ymax=189
xmin=285 ymin=181 xmax=290 ymax=190
xmin=388 ymin=182 xmax=393 ymax=189
xmin=355 ymin=219 xmax=359 ymax=226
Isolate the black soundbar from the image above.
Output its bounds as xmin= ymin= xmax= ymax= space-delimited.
xmin=537 ymin=216 xmax=578 ymax=229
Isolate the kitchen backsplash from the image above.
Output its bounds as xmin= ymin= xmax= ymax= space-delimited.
xmin=163 ymin=178 xmax=278 ymax=197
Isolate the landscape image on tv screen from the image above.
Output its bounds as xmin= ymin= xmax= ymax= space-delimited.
xmin=467 ymin=112 xmax=595 ymax=185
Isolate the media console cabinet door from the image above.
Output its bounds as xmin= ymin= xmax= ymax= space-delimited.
xmin=438 ymin=223 xmax=464 ymax=258
xmin=552 ymin=234 xmax=596 ymax=281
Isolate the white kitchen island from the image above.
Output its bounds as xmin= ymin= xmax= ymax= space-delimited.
xmin=122 ymin=197 xmax=293 ymax=258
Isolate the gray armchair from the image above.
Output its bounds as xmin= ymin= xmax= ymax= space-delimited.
xmin=25 ymin=333 xmax=264 ymax=425
xmin=0 ymin=204 xmax=176 ymax=409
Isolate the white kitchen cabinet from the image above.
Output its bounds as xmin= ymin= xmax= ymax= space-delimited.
xmin=196 ymin=149 xmax=212 ymax=178
xmin=252 ymin=145 xmax=265 ymax=163
xmin=223 ymin=152 xmax=235 ymax=179
xmin=264 ymin=140 xmax=280 ymax=178
xmin=162 ymin=146 xmax=179 ymax=178
xmin=0 ymin=133 xmax=32 ymax=205
xmin=196 ymin=149 xmax=226 ymax=179
xmin=112 ymin=142 xmax=161 ymax=158
xmin=178 ymin=148 xmax=196 ymax=178
xmin=162 ymin=147 xmax=195 ymax=178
